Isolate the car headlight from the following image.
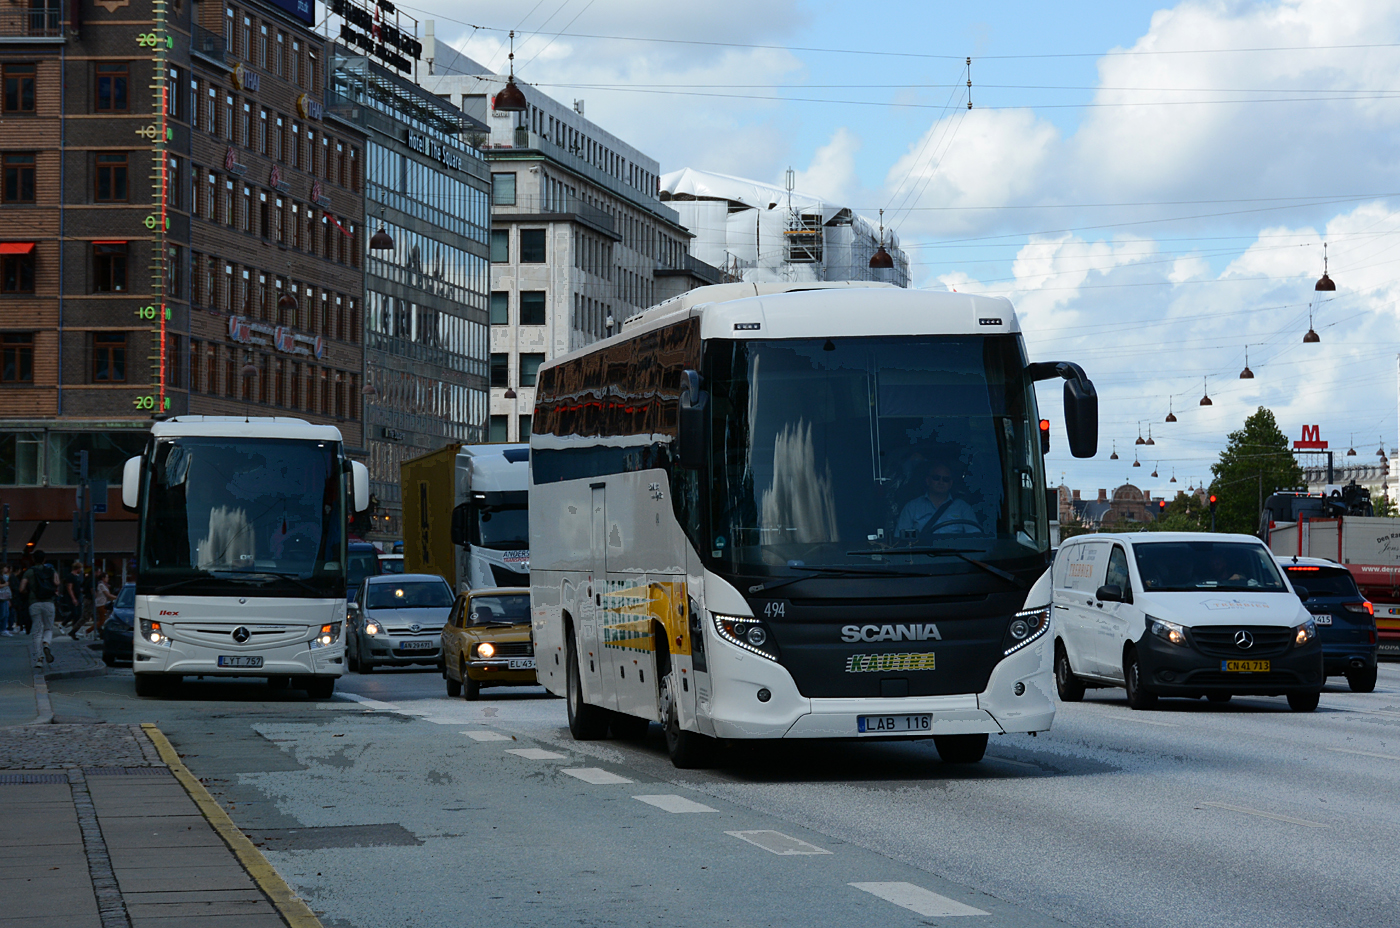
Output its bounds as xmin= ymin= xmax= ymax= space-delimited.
xmin=139 ymin=619 xmax=170 ymax=646
xmin=1003 ymin=605 xmax=1050 ymax=656
xmin=1149 ymin=616 xmax=1187 ymax=646
xmin=364 ymin=621 xmax=380 ymax=636
xmin=310 ymin=623 xmax=342 ymax=649
xmin=477 ymin=641 xmax=496 ymax=659
xmin=712 ymin=613 xmax=779 ymax=661
xmin=1294 ymin=618 xmax=1317 ymax=647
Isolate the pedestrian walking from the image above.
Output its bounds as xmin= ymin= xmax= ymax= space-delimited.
xmin=0 ymin=565 xmax=13 ymax=636
xmin=62 ymin=561 xmax=84 ymax=639
xmin=19 ymin=550 xmax=59 ymax=668
xmin=92 ymin=571 xmax=113 ymax=637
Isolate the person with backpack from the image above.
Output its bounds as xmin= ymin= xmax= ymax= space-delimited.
xmin=19 ymin=550 xmax=59 ymax=668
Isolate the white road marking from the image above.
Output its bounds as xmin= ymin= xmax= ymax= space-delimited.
xmin=507 ymin=748 xmax=565 ymax=760
xmin=1329 ymin=747 xmax=1400 ymax=761
xmin=461 ymin=731 xmax=514 ymax=742
xmin=1198 ymin=801 xmax=1329 ymax=828
xmin=633 ymin=794 xmax=718 ymax=814
xmin=725 ymin=830 xmax=830 ymax=856
xmin=562 ymin=767 xmax=634 ymax=785
xmin=849 ymin=882 xmax=989 ymax=917
xmin=336 ymin=693 xmax=399 ymax=712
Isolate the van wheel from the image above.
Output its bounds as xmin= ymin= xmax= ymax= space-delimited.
xmin=1054 ymin=641 xmax=1086 ymax=702
xmin=565 ymin=631 xmax=608 ymax=739
xmin=933 ymin=733 xmax=988 ymax=764
xmin=1207 ymin=693 xmax=1232 ymax=704
xmin=660 ymin=671 xmax=714 ymax=768
xmin=1124 ymin=649 xmax=1157 ymax=710
xmin=1346 ymin=667 xmax=1377 ymax=693
xmin=1287 ymin=690 xmax=1321 ymax=712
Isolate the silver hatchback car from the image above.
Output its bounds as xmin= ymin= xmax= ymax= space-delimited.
xmin=347 ymin=573 xmax=454 ymax=673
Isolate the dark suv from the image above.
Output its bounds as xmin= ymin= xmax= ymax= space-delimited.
xmin=1279 ymin=557 xmax=1378 ymax=692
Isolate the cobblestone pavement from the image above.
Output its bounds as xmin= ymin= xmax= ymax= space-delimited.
xmin=0 ymin=722 xmax=164 ymax=769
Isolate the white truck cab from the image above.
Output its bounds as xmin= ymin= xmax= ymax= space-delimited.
xmin=1051 ymin=532 xmax=1323 ymax=711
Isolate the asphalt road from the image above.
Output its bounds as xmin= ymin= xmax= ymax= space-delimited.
xmin=47 ymin=662 xmax=1400 ymax=928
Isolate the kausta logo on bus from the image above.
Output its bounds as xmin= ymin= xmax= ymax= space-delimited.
xmin=840 ymin=623 xmax=942 ymax=643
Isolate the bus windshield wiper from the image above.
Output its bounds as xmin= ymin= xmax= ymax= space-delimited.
xmin=238 ymin=571 xmax=332 ymax=597
xmin=747 ymin=565 xmax=921 ymax=595
xmin=845 ymin=547 xmax=1025 ymax=587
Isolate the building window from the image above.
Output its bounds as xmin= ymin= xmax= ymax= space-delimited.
xmin=167 ymin=156 xmax=182 ymax=211
xmin=241 ymin=100 xmax=251 ymax=147
xmin=518 ymin=414 xmax=532 ymax=439
xmin=2 ymin=154 xmax=35 ymax=203
xmin=520 ymin=353 xmax=544 ymax=387
xmin=492 ymin=172 xmax=516 ymax=206
xmin=520 ymin=229 xmax=546 ymax=263
xmin=1 ymin=333 xmax=33 ymax=382
xmin=166 ymin=333 xmax=182 ymax=389
xmin=95 ymin=63 xmax=129 ymax=112
xmin=489 ymin=291 xmax=509 ymax=325
xmin=2 ymin=64 xmax=35 ymax=114
xmin=206 ymin=85 xmax=218 ymax=134
xmin=2 ymin=247 xmax=35 ymax=293
xmin=489 ymin=415 xmax=508 ymax=443
xmin=520 ymin=291 xmax=546 ymax=326
xmin=490 ymin=353 xmax=509 ymax=388
xmin=276 ymin=31 xmax=286 ymax=77
xmin=95 ymin=153 xmax=128 ymax=202
xmin=168 ymin=66 xmax=183 ymax=122
xmin=490 ymin=229 xmax=509 ymax=263
xmin=93 ymin=243 xmax=128 ymax=292
xmin=92 ymin=332 xmax=127 ymax=382
xmin=260 ymin=24 xmax=269 ymax=69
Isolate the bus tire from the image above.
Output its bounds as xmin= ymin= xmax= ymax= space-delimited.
xmin=565 ymin=631 xmax=608 ymax=739
xmin=1054 ymin=641 xmax=1086 ymax=702
xmin=661 ymin=672 xmax=713 ymax=769
xmin=933 ymin=733 xmax=987 ymax=764
xmin=305 ymin=676 xmax=335 ymax=700
xmin=133 ymin=673 xmax=165 ymax=698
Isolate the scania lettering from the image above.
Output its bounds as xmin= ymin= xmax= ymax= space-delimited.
xmin=122 ymin=416 xmax=370 ymax=698
xmin=529 ymin=282 xmax=1098 ymax=767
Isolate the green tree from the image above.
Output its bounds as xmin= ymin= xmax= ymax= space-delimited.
xmin=1141 ymin=490 xmax=1208 ymax=532
xmin=1376 ymin=494 xmax=1398 ymax=518
xmin=1207 ymin=407 xmax=1304 ymax=534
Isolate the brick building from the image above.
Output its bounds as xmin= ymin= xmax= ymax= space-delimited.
xmin=0 ymin=0 xmax=366 ymax=572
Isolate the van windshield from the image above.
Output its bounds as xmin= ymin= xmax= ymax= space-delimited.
xmin=1133 ymin=541 xmax=1287 ymax=592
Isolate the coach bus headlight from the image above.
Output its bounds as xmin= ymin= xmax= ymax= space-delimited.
xmin=140 ymin=619 xmax=170 ymax=646
xmin=310 ymin=623 xmax=341 ymax=649
xmin=1002 ymin=606 xmax=1049 ymax=656
xmin=713 ymin=614 xmax=779 ymax=661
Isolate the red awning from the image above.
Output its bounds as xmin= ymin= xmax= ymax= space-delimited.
xmin=0 ymin=242 xmax=35 ymax=254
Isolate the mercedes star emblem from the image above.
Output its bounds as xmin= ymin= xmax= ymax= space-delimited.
xmin=232 ymin=626 xmax=251 ymax=643
xmin=1234 ymin=630 xmax=1254 ymax=650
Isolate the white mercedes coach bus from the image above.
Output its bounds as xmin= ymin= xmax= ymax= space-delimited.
xmin=121 ymin=416 xmax=370 ymax=698
xmin=529 ymin=282 xmax=1098 ymax=767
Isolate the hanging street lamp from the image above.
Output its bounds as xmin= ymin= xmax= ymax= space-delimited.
xmin=869 ymin=208 xmax=894 ymax=270
xmin=1199 ymin=376 xmax=1212 ymax=406
xmin=492 ymin=31 xmax=528 ymax=113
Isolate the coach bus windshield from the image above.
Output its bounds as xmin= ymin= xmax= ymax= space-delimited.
xmin=137 ymin=437 xmax=347 ymax=597
xmin=705 ymin=335 xmax=1046 ymax=574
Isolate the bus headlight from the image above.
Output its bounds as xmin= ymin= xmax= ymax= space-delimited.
xmin=310 ymin=623 xmax=342 ymax=649
xmin=1002 ymin=606 xmax=1050 ymax=656
xmin=713 ymin=614 xmax=779 ymax=661
xmin=1294 ymin=619 xmax=1317 ymax=647
xmin=139 ymin=619 xmax=170 ymax=646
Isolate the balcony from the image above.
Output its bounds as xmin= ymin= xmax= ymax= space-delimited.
xmin=191 ymin=24 xmax=226 ymax=64
xmin=494 ymin=194 xmax=617 ymax=239
xmin=0 ymin=4 xmax=63 ymax=40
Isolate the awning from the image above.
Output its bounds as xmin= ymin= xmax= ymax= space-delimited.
xmin=0 ymin=242 xmax=35 ymax=254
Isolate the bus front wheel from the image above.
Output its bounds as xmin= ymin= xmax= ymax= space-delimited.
xmin=566 ymin=631 xmax=608 ymax=739
xmin=660 ymin=672 xmax=714 ymax=769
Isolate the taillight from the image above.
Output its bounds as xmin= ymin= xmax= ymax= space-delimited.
xmin=1344 ymin=601 xmax=1373 ymax=615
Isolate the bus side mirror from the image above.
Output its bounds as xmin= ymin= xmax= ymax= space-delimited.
xmin=121 ymin=455 xmax=141 ymax=512
xmin=1028 ymin=361 xmax=1098 ymax=459
xmin=677 ymin=369 xmax=708 ymax=471
xmin=351 ymin=461 xmax=370 ymax=513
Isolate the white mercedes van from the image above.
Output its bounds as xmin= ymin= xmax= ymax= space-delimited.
xmin=1051 ymin=532 xmax=1322 ymax=711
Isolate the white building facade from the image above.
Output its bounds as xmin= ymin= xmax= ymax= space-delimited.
xmin=420 ymin=47 xmax=719 ymax=443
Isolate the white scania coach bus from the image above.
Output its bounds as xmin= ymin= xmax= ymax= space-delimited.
xmin=121 ymin=416 xmax=370 ymax=698
xmin=529 ymin=282 xmax=1097 ymax=767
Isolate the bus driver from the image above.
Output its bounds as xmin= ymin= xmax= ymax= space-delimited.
xmin=895 ymin=460 xmax=981 ymax=537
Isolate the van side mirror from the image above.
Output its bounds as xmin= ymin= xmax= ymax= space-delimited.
xmin=1027 ymin=361 xmax=1098 ymax=458
xmin=121 ymin=455 xmax=142 ymax=512
xmin=1095 ymin=584 xmax=1123 ymax=603
xmin=677 ymin=369 xmax=708 ymax=471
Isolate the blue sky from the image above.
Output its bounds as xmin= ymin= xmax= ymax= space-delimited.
xmin=386 ymin=0 xmax=1400 ymax=499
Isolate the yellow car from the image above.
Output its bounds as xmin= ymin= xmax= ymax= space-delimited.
xmin=441 ymin=588 xmax=536 ymax=700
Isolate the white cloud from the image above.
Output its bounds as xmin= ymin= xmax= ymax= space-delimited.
xmin=791 ymin=127 xmax=860 ymax=203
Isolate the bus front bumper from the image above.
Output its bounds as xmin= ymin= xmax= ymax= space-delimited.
xmin=133 ymin=638 xmax=344 ymax=678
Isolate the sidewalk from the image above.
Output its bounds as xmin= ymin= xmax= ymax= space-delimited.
xmin=0 ymin=637 xmax=321 ymax=927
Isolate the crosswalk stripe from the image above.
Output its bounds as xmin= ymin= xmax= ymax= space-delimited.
xmin=461 ymin=730 xmax=514 ymax=742
xmin=849 ymin=882 xmax=989 ymax=917
xmin=726 ymin=830 xmax=830 ymax=856
xmin=634 ymin=794 xmax=717 ymax=813
xmin=562 ymin=767 xmax=633 ymax=785
xmin=507 ymin=748 xmax=565 ymax=760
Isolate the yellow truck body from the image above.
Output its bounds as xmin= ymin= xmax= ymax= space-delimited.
xmin=400 ymin=444 xmax=461 ymax=587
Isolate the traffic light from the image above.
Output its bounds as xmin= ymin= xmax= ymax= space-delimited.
xmin=1209 ymin=494 xmax=1218 ymax=531
xmin=1039 ymin=419 xmax=1050 ymax=454
xmin=1158 ymin=499 xmax=1167 ymax=517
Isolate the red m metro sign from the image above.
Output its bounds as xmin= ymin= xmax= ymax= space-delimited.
xmin=1294 ymin=425 xmax=1328 ymax=450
